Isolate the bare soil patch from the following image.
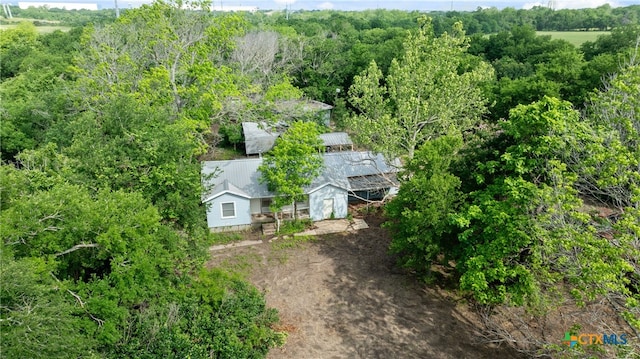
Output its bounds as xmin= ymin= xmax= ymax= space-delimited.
xmin=207 ymin=212 xmax=525 ymax=359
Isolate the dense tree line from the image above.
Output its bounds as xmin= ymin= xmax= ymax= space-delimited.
xmin=4 ymin=6 xmax=117 ymax=26
xmin=6 ymin=3 xmax=639 ymax=30
xmin=2 ymin=2 xmax=640 ymax=357
xmin=1 ymin=2 xmax=287 ymax=357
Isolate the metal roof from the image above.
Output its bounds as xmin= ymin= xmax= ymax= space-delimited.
xmin=202 ymin=151 xmax=399 ymax=202
xmin=242 ymin=122 xmax=353 ymax=155
xmin=274 ymin=100 xmax=333 ymax=113
xmin=322 ymin=151 xmax=400 ymax=177
xmin=348 ymin=174 xmax=399 ymax=191
xmin=202 ymin=158 xmax=268 ymax=200
xmin=319 ymin=132 xmax=353 ymax=147
xmin=203 ymin=179 xmax=251 ymax=202
xmin=242 ymin=122 xmax=279 ymax=155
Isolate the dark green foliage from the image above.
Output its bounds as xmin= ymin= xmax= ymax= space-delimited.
xmin=469 ymin=25 xmax=587 ymax=119
xmin=0 ymin=24 xmax=79 ymax=160
xmin=1 ymin=3 xmax=285 ymax=357
xmin=220 ymin=122 xmax=244 ymax=149
xmin=387 ymin=97 xmax=633 ymax=306
xmin=386 ymin=134 xmax=464 ymax=272
xmin=581 ymin=24 xmax=640 ymax=60
xmin=108 ymin=270 xmax=285 ymax=359
xmin=0 ymin=251 xmax=99 ymax=359
xmin=1 ymin=162 xmax=285 ymax=357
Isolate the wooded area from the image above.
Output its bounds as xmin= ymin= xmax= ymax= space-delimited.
xmin=1 ymin=2 xmax=639 ymax=357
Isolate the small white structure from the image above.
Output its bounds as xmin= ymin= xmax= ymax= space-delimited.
xmin=18 ymin=2 xmax=98 ymax=10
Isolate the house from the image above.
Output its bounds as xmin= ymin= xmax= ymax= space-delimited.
xmin=202 ymin=151 xmax=398 ymax=232
xmin=242 ymin=122 xmax=353 ymax=156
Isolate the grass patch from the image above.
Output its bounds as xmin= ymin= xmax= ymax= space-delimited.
xmin=536 ymin=31 xmax=609 ymax=47
xmin=211 ymin=146 xmax=244 ymax=160
xmin=267 ymin=232 xmax=316 ymax=264
xmin=209 ymin=231 xmax=245 ymax=245
xmin=270 ymin=234 xmax=315 ymax=251
xmin=357 ymin=204 xmax=381 ymax=215
xmin=277 ymin=219 xmax=313 ymax=236
xmin=218 ymin=251 xmax=261 ymax=278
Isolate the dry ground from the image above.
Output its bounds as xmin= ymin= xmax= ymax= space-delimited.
xmin=207 ymin=212 xmax=525 ymax=359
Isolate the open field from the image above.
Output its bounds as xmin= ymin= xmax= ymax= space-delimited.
xmin=536 ymin=31 xmax=609 ymax=47
xmin=207 ymin=212 xmax=526 ymax=359
xmin=0 ymin=17 xmax=70 ymax=32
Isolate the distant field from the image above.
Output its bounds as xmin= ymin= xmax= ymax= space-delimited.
xmin=536 ymin=31 xmax=609 ymax=47
xmin=0 ymin=17 xmax=70 ymax=33
xmin=0 ymin=24 xmax=71 ymax=32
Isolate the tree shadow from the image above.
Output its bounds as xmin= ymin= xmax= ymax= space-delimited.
xmin=312 ymin=216 xmax=527 ymax=359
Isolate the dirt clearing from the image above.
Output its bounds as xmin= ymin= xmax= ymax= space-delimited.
xmin=207 ymin=214 xmax=524 ymax=359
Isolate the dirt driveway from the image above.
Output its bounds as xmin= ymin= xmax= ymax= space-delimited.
xmin=207 ymin=214 xmax=524 ymax=359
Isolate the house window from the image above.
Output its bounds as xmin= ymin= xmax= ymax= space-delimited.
xmin=261 ymin=198 xmax=272 ymax=208
xmin=261 ymin=198 xmax=272 ymax=212
xmin=221 ymin=202 xmax=236 ymax=218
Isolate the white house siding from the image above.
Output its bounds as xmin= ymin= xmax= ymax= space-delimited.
xmin=205 ymin=193 xmax=251 ymax=230
xmin=309 ymin=185 xmax=348 ymax=221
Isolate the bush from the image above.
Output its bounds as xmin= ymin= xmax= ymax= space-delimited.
xmin=277 ymin=219 xmax=312 ymax=235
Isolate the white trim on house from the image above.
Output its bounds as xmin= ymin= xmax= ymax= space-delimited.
xmin=220 ymin=202 xmax=237 ymax=219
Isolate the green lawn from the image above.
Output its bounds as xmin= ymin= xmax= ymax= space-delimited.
xmin=536 ymin=31 xmax=609 ymax=47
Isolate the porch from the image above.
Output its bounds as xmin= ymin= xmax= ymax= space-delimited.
xmin=251 ymin=197 xmax=310 ymax=224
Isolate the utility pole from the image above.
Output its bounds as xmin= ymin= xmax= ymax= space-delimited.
xmin=547 ymin=0 xmax=556 ymax=10
xmin=1 ymin=3 xmax=13 ymax=18
xmin=115 ymin=0 xmax=120 ymax=18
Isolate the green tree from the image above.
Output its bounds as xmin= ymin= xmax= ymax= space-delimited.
xmin=455 ymin=97 xmax=631 ymax=306
xmin=348 ymin=17 xmax=493 ymax=160
xmin=0 ymin=251 xmax=99 ymax=359
xmin=386 ymin=134 xmax=464 ymax=272
xmin=258 ymin=121 xmax=323 ymax=230
xmin=1 ymin=159 xmax=286 ymax=357
xmin=576 ymin=57 xmax=639 ymax=210
xmin=0 ymin=21 xmax=39 ymax=79
xmin=387 ymin=97 xmax=633 ymax=308
xmin=577 ymin=59 xmax=640 ymax=330
xmin=64 ymin=0 xmax=246 ymax=227
xmin=0 ymin=26 xmax=79 ymax=161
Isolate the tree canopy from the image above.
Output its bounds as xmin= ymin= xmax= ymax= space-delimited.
xmin=348 ymin=17 xmax=493 ymax=160
xmin=2 ymin=3 xmax=640 ymax=357
xmin=258 ymin=121 xmax=324 ymax=225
